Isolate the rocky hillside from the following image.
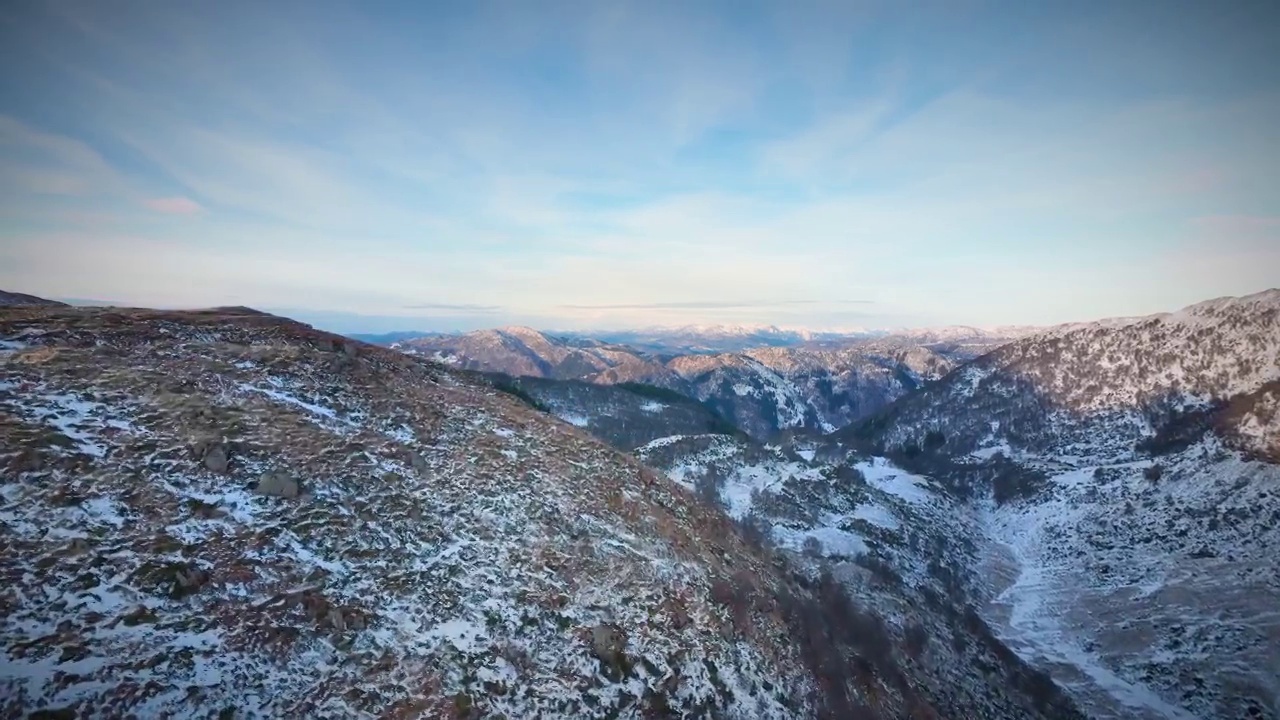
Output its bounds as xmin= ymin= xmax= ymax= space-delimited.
xmin=3 ymin=304 xmax=942 ymax=719
xmin=639 ymin=430 xmax=1279 ymax=720
xmin=478 ymin=373 xmax=745 ymax=451
xmin=855 ymin=288 xmax=1280 ymax=461
xmin=671 ymin=346 xmax=953 ymax=438
xmin=976 ymin=439 xmax=1280 ymax=720
xmin=840 ymin=288 xmax=1280 ymax=719
xmin=0 ymin=290 xmax=66 ymax=307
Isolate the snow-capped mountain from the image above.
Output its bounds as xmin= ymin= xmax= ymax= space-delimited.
xmin=0 ymin=300 xmax=1094 ymax=719
xmin=568 ymin=324 xmax=879 ymax=354
xmin=553 ymin=324 xmax=1039 ymax=356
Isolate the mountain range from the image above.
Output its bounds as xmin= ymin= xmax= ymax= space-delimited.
xmin=2 ymin=288 xmax=1276 ymax=719
xmin=377 ymin=325 xmax=1020 ymax=439
xmin=376 ymin=289 xmax=1280 ymax=719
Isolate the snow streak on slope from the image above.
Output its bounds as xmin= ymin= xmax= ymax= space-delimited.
xmin=856 ymin=457 xmax=937 ymax=505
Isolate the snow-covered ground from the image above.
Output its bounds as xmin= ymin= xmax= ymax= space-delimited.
xmin=979 ymin=444 xmax=1280 ymax=720
xmin=855 ymin=457 xmax=937 ymax=505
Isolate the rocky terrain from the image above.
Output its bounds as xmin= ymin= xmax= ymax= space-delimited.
xmin=669 ymin=345 xmax=952 ymax=438
xmin=639 ymin=434 xmax=1278 ymax=720
xmin=636 ymin=435 xmax=1082 ymax=720
xmin=4 ymin=288 xmax=1274 ymax=719
xmin=976 ymin=441 xmax=1279 ymax=720
xmin=0 ymin=303 xmax=1083 ymax=719
xmin=395 ymin=327 xmax=683 ymax=389
xmin=854 ymin=289 xmax=1280 ymax=461
xmin=0 ymin=306 xmax=808 ymax=717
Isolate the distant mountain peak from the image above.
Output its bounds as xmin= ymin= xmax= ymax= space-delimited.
xmin=495 ymin=325 xmax=548 ymax=338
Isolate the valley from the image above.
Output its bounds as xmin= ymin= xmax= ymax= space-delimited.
xmin=377 ymin=289 xmax=1280 ymax=719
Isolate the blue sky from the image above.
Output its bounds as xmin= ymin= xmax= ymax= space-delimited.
xmin=2 ymin=0 xmax=1278 ymax=332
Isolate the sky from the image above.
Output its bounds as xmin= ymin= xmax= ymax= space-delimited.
xmin=1 ymin=0 xmax=1278 ymax=333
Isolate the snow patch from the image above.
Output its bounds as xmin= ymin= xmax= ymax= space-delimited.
xmin=857 ymin=458 xmax=934 ymax=504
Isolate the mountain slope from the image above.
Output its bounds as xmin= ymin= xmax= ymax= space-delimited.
xmin=856 ymin=288 xmax=1280 ymax=461
xmin=398 ymin=327 xmax=683 ymax=388
xmin=636 ymin=435 xmax=1086 ymax=720
xmin=978 ymin=442 xmax=1279 ymax=720
xmin=492 ymin=374 xmax=744 ymax=451
xmin=0 ymin=305 xmax=912 ymax=718
xmin=689 ymin=345 xmax=953 ymax=435
xmin=846 ymin=288 xmax=1280 ymax=719
xmin=0 ymin=289 xmax=67 ymax=307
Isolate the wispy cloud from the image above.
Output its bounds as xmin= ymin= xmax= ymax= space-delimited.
xmin=0 ymin=114 xmax=124 ymax=198
xmin=560 ymin=300 xmax=873 ymax=310
xmin=1 ymin=1 xmax=1277 ymax=330
xmin=143 ymin=196 xmax=202 ymax=214
xmin=403 ymin=303 xmax=502 ymax=313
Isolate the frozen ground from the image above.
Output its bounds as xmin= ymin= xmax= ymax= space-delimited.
xmin=978 ymin=445 xmax=1280 ymax=720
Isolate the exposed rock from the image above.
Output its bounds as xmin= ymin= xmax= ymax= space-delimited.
xmin=255 ymin=470 xmax=299 ymax=499
xmin=407 ymin=450 xmax=428 ymax=476
xmin=590 ymin=623 xmax=630 ymax=678
xmin=202 ymin=443 xmax=230 ymax=473
xmin=327 ymin=608 xmax=346 ymax=632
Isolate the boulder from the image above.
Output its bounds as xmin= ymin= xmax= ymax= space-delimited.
xmin=203 ymin=444 xmax=229 ymax=473
xmin=407 ymin=450 xmax=428 ymax=476
xmin=590 ymin=623 xmax=630 ymax=679
xmin=255 ymin=470 xmax=299 ymax=499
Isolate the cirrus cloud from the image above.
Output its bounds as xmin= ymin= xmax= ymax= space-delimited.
xmin=142 ymin=196 xmax=203 ymax=215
